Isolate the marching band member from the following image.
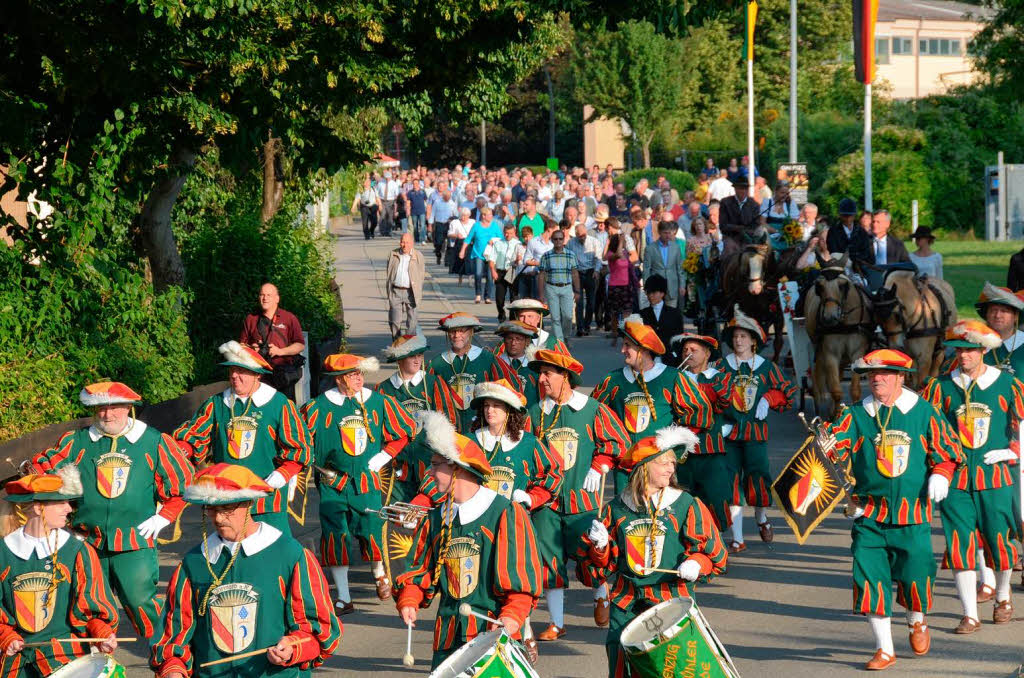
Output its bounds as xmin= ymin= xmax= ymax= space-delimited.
xmin=719 ymin=308 xmax=796 ymax=553
xmin=592 ymin=316 xmax=712 ymax=493
xmin=672 ymin=334 xmax=735 ymax=530
xmin=426 ymin=312 xmax=521 ymax=432
xmin=175 ymin=341 xmax=311 ymax=535
xmin=376 ymin=333 xmax=460 ymax=504
xmin=0 ymin=468 xmax=120 ymax=678
xmin=394 ymin=412 xmax=542 ymax=669
xmin=29 ymin=382 xmax=193 ymax=640
xmin=301 ymin=354 xmax=417 ymax=614
xmin=921 ymin=321 xmax=1022 ymax=633
xmin=827 ymin=349 xmax=964 ymax=670
xmin=975 ymin=283 xmax=1024 ymax=375
xmin=525 ymin=349 xmax=630 ymax=638
xmin=578 ymin=427 xmax=727 ymax=678
xmin=152 ymin=464 xmax=341 ymax=677
xmin=499 ymin=299 xmax=569 ymax=353
xmin=494 ymin=321 xmax=543 ymax=407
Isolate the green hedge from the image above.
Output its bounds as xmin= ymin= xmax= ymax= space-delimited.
xmin=616 ymin=168 xmax=696 ymax=194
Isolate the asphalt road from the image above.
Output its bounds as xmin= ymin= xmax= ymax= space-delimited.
xmin=113 ymin=219 xmax=1023 ymax=677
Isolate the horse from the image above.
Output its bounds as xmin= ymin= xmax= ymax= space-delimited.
xmin=872 ymin=270 xmax=957 ymax=388
xmin=803 ymin=269 xmax=872 ymax=418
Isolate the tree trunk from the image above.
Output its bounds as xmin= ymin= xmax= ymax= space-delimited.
xmin=261 ymin=135 xmax=284 ymax=223
xmin=139 ymin=144 xmax=196 ymax=292
xmin=642 ymin=137 xmax=652 ymax=168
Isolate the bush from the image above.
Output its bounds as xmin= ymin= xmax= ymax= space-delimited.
xmin=330 ymin=165 xmax=366 ymax=217
xmin=617 ymin=168 xmax=696 ymax=194
xmin=821 ymin=149 xmax=932 ymax=234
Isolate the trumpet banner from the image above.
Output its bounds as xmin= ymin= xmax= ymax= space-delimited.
xmin=771 ymin=435 xmax=851 ymax=544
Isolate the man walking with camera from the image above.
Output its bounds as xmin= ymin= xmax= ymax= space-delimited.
xmin=240 ymin=282 xmax=306 ymax=401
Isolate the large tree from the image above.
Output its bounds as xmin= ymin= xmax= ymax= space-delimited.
xmin=970 ymin=0 xmax=1024 ymax=94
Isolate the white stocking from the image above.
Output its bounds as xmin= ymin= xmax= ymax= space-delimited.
xmin=995 ymin=569 xmax=1013 ymax=603
xmin=754 ymin=506 xmax=768 ymax=524
xmin=594 ymin=583 xmax=608 ymax=600
xmin=370 ymin=561 xmax=385 ymax=578
xmin=978 ymin=550 xmax=996 ymax=589
xmin=906 ymin=610 xmax=924 ymax=627
xmin=729 ymin=505 xmax=744 ymax=544
xmin=867 ymin=614 xmax=894 ymax=655
xmin=330 ymin=566 xmax=351 ymax=603
xmin=953 ymin=569 xmax=978 ymax=621
xmin=546 ymin=588 xmax=565 ymax=628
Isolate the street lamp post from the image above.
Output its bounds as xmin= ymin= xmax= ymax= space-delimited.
xmin=789 ymin=0 xmax=798 ymax=163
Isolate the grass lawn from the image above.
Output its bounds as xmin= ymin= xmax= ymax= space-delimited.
xmin=934 ymin=240 xmax=1021 ymax=318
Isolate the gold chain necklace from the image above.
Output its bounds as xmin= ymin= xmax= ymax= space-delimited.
xmin=199 ymin=512 xmax=250 ymax=616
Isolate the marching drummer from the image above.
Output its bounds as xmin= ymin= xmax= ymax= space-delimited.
xmin=494 ymin=321 xmax=543 ymax=407
xmin=501 ymin=299 xmax=569 ymax=353
xmin=718 ymin=308 xmax=796 ymax=553
xmin=394 ymin=413 xmax=542 ymax=669
xmin=525 ymin=349 xmax=630 ymax=638
xmin=672 ymin=334 xmax=736 ymax=531
xmin=827 ymin=349 xmax=964 ymax=670
xmin=426 ymin=312 xmax=522 ymax=432
xmin=975 ymin=283 xmax=1024 ymax=375
xmin=375 ymin=333 xmax=460 ymax=504
xmin=174 ymin=341 xmax=311 ymax=534
xmin=0 ymin=468 xmax=120 ymax=677
xmin=151 ymin=464 xmax=342 ymax=677
xmin=29 ymin=381 xmax=193 ymax=639
xmin=921 ymin=320 xmax=1022 ymax=633
xmin=300 ymin=354 xmax=417 ymax=615
xmin=592 ymin=316 xmax=713 ymax=493
xmin=578 ymin=428 xmax=727 ymax=678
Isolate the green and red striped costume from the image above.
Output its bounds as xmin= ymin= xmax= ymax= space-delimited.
xmin=394 ymin=489 xmax=542 ymax=668
xmin=676 ymin=367 xmax=734 ymax=529
xmin=473 ymin=428 xmax=562 ymax=508
xmin=0 ymin=529 xmax=119 ymax=678
xmin=427 ymin=346 xmax=522 ymax=432
xmin=496 ymin=353 xmax=542 ymax=408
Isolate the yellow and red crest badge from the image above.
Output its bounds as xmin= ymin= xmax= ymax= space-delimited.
xmin=96 ymin=452 xmax=132 ymax=499
xmin=731 ymin=375 xmax=759 ymax=413
xmin=874 ymin=430 xmax=912 ymax=478
xmin=484 ymin=465 xmax=516 ymax=500
xmin=443 ymin=537 xmax=481 ymax=599
xmin=227 ymin=416 xmax=258 ymax=460
xmin=623 ymin=393 xmax=653 ymax=434
xmin=338 ymin=415 xmax=368 ymax=456
xmin=13 ymin=573 xmax=58 ymax=633
xmin=449 ymin=374 xmax=476 ymax=411
xmin=956 ymin=402 xmax=991 ymax=449
xmin=624 ymin=519 xmax=665 ymax=575
xmin=209 ymin=583 xmax=259 ymax=654
xmin=546 ymin=427 xmax=579 ymax=471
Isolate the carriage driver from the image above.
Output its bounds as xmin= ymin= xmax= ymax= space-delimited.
xmin=826 ymin=349 xmax=964 ymax=670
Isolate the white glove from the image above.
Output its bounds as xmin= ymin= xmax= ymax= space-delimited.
xmin=512 ymin=489 xmax=532 ymax=507
xmin=264 ymin=470 xmax=287 ymax=489
xmin=588 ymin=519 xmax=609 ymax=549
xmin=583 ymin=469 xmax=603 ymax=492
xmin=367 ymin=452 xmax=392 ymax=473
xmin=136 ymin=514 xmax=172 ymax=540
xmin=677 ymin=559 xmax=701 ymax=582
xmin=983 ymin=448 xmax=1016 ymax=465
xmin=755 ymin=397 xmax=769 ymax=420
xmin=720 ymin=424 xmax=734 ymax=439
xmin=927 ymin=474 xmax=950 ymax=503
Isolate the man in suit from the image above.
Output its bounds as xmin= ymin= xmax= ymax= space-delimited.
xmin=870 ymin=209 xmax=910 ymax=265
xmin=718 ymin=176 xmax=760 ymax=259
xmin=639 ymin=274 xmax=685 ymax=367
xmin=642 ymin=220 xmax=686 ymax=308
xmin=825 ymin=198 xmax=873 ymax=271
xmin=386 ymin=232 xmax=425 ymax=339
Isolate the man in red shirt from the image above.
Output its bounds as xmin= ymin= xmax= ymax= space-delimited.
xmin=240 ymin=282 xmax=305 ymax=400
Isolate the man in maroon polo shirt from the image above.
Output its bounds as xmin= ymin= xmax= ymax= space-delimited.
xmin=240 ymin=282 xmax=305 ymax=400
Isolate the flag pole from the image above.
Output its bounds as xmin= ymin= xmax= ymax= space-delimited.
xmin=748 ymin=57 xmax=756 ymax=184
xmin=864 ymin=82 xmax=872 ymax=211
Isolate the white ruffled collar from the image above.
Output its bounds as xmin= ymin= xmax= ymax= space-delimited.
xmin=203 ymin=523 xmax=282 ymax=563
xmin=325 ymin=387 xmax=374 ymax=406
xmin=541 ymin=390 xmax=588 ymax=413
xmin=725 ymin=353 xmax=764 ymax=372
xmin=622 ymin=361 xmax=668 ymax=384
xmin=476 ymin=428 xmax=522 ymax=451
xmin=442 ymin=486 xmax=498 ymax=525
xmin=441 ymin=345 xmax=483 ymax=364
xmin=951 ymin=366 xmax=999 ymax=391
xmin=4 ymin=528 xmax=71 ymax=561
xmin=389 ymin=371 xmax=425 ymax=389
xmin=222 ymin=382 xmax=276 ymax=408
xmin=862 ymin=388 xmax=918 ymax=416
xmin=622 ymin=487 xmax=683 ymax=513
xmin=87 ymin=418 xmax=147 ymax=443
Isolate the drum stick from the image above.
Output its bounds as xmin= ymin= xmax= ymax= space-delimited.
xmin=24 ymin=637 xmax=137 ymax=647
xmin=642 ymin=567 xmax=680 ymax=575
xmin=402 ymin=621 xmax=414 ymax=667
xmin=199 ymin=638 xmax=297 ymax=668
xmin=458 ymin=603 xmax=504 ymax=627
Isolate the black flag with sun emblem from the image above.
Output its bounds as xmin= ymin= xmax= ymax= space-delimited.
xmin=772 ymin=426 xmax=853 ymax=544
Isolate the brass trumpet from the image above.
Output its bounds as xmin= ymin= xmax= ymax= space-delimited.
xmin=365 ymin=502 xmax=430 ymax=526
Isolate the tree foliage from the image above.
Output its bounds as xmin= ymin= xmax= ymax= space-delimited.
xmin=970 ymin=0 xmax=1024 ymax=95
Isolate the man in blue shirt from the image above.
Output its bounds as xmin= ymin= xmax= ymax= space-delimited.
xmin=427 ymin=185 xmax=457 ymax=265
xmin=406 ymin=181 xmax=428 ymax=244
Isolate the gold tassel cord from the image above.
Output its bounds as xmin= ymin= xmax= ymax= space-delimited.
xmin=537 ymin=381 xmax=568 ymax=439
xmin=431 ymin=482 xmax=457 ymax=588
xmin=198 ymin=512 xmax=249 ymax=616
xmin=355 ymin=391 xmax=377 ymax=444
xmin=633 ymin=369 xmax=658 ymax=422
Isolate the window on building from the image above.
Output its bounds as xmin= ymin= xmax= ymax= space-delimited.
xmin=892 ymin=37 xmax=913 ymax=55
xmin=876 ymin=37 xmax=890 ymax=64
xmin=919 ymin=37 xmax=963 ymax=56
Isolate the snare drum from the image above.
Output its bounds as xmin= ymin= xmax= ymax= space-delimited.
xmin=429 ymin=630 xmax=537 ymax=678
xmin=619 ymin=597 xmax=740 ymax=678
xmin=48 ymin=654 xmax=125 ymax=678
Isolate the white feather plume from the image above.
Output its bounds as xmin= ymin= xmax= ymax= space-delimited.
xmin=416 ymin=411 xmax=458 ymax=464
xmin=656 ymin=426 xmax=699 ymax=454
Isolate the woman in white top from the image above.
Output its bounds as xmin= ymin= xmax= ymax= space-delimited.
xmin=447 ymin=208 xmax=475 ymax=282
xmin=908 ymin=226 xmax=943 ymax=279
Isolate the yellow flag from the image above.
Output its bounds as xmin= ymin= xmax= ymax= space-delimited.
xmin=745 ymin=1 xmax=759 ymax=62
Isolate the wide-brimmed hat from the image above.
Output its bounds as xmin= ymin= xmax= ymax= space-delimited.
xmin=506 ymin=299 xmax=550 ymax=318
xmin=619 ymin=315 xmax=666 ymax=355
xmin=469 ymin=379 xmax=527 ymax=412
xmin=910 ymin=226 xmax=935 ymax=242
xmin=732 ymin=175 xmax=750 ymax=188
xmin=670 ymin=333 xmax=719 ymax=351
xmin=323 ymin=354 xmax=380 ymax=376
xmin=494 ymin=320 xmax=539 ymax=339
xmin=183 ymin=463 xmax=270 ymax=506
xmin=852 ymin=349 xmax=915 ymax=373
xmin=5 ymin=466 xmax=82 ymax=503
xmin=945 ymin=320 xmax=1002 ymax=350
xmin=619 ymin=426 xmax=699 ymax=475
xmin=416 ymin=411 xmax=491 ymax=480
xmin=438 ymin=312 xmax=484 ymax=331
xmin=79 ymin=382 xmax=142 ymax=407
xmin=838 ymin=198 xmax=858 ymax=216
xmin=528 ymin=348 xmax=584 ymax=387
xmin=721 ymin=306 xmax=767 ymax=348
xmin=975 ymin=282 xmax=1024 ymax=317
xmin=382 ymin=333 xmax=429 ymax=363
xmin=219 ymin=341 xmax=272 ymax=375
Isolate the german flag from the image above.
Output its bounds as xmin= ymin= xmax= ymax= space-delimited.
xmin=853 ymin=0 xmax=880 ymax=84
